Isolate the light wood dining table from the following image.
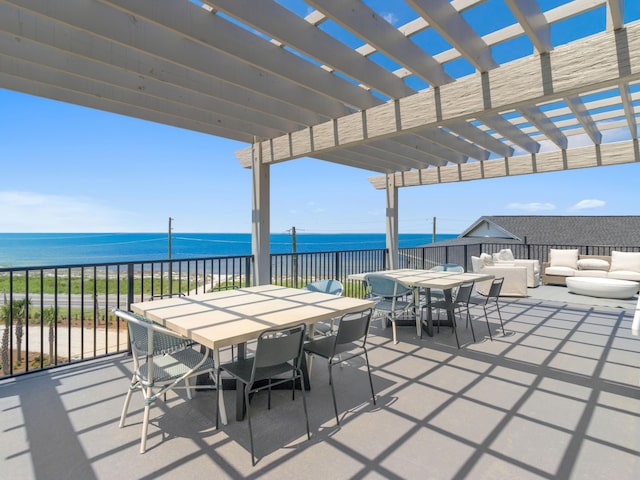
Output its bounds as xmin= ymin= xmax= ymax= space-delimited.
xmin=348 ymin=269 xmax=494 ymax=337
xmin=131 ymin=284 xmax=375 ymax=422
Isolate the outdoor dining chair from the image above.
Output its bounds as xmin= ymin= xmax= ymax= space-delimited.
xmin=423 ymin=281 xmax=476 ymax=349
xmin=422 ymin=263 xmax=465 ymax=303
xmin=303 ymin=279 xmax=344 ymax=336
xmin=216 ymin=323 xmax=310 ymax=466
xmin=468 ymin=277 xmax=505 ymax=339
xmin=365 ymin=273 xmax=412 ymax=344
xmin=303 ymin=307 xmax=375 ymax=424
xmin=113 ymin=308 xmax=219 ymax=454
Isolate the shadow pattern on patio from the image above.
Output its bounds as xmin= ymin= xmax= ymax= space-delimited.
xmin=1 ymin=298 xmax=639 ymax=479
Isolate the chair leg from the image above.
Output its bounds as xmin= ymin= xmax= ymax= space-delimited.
xmin=297 ymin=368 xmax=311 ymax=440
xmin=483 ymin=305 xmax=494 ymax=341
xmin=329 ymin=362 xmax=340 ymax=424
xmin=466 ymin=307 xmax=476 ymax=342
xmin=245 ymin=386 xmax=256 ymax=466
xmin=364 ymin=349 xmax=376 ymax=406
xmin=451 ymin=313 xmax=460 ymax=349
xmin=391 ymin=318 xmax=398 ymax=344
xmin=185 ymin=376 xmax=193 ymax=400
xmin=140 ymin=387 xmax=153 ymax=454
xmin=119 ymin=379 xmax=136 ymax=428
xmin=215 ymin=369 xmax=222 ymax=429
xmin=495 ymin=301 xmax=505 ymax=335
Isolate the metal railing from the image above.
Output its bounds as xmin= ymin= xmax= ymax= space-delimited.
xmin=0 ymin=256 xmax=252 ymax=378
xmin=2 ymin=241 xmax=638 ymax=378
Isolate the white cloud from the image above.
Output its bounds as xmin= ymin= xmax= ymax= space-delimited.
xmin=569 ymin=199 xmax=606 ymax=211
xmin=306 ymin=201 xmax=325 ymax=213
xmin=0 ymin=191 xmax=132 ymax=232
xmin=507 ymin=202 xmax=556 ymax=212
xmin=382 ymin=12 xmax=399 ymax=25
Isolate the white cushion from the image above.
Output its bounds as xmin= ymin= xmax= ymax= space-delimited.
xmin=575 ymin=270 xmax=609 ymax=278
xmin=544 ymin=266 xmax=576 ymax=276
xmin=610 ymin=251 xmax=640 ymax=273
xmin=479 ymin=253 xmax=494 ymax=267
xmin=471 ymin=256 xmax=481 ymax=273
xmin=549 ymin=248 xmax=579 ymax=269
xmin=577 ymin=258 xmax=610 ymax=271
xmin=608 ymin=270 xmax=640 ymax=282
xmin=495 ymin=248 xmax=515 ymax=262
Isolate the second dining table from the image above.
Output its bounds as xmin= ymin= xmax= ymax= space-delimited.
xmin=131 ymin=284 xmax=375 ymax=422
xmin=348 ymin=268 xmax=495 ymax=338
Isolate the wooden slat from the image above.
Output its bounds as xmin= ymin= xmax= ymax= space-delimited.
xmin=389 ymin=134 xmax=466 ymax=164
xmin=505 ymin=0 xmax=553 ymax=53
xmin=307 ymin=0 xmax=452 ymax=86
xmin=566 ymin=95 xmax=603 ymax=144
xmin=351 ymin=143 xmax=440 ymax=170
xmin=111 ymin=0 xmax=381 ymax=111
xmin=446 ymin=121 xmax=515 ymax=157
xmin=204 ymin=0 xmax=415 ymax=99
xmin=415 ymin=127 xmax=491 ymax=161
xmin=407 ymin=0 xmax=497 ymax=72
xmin=619 ymin=83 xmax=638 ymax=139
xmin=476 ymin=113 xmax=541 ymax=153
xmin=245 ymin=21 xmax=640 ymax=164
xmin=0 ymin=71 xmax=255 ymax=142
xmin=368 ymin=139 xmax=640 ymax=189
xmin=0 ymin=33 xmax=304 ymax=136
xmin=517 ymin=106 xmax=569 ymax=149
xmin=0 ymin=1 xmax=337 ymax=127
xmin=607 ymin=0 xmax=625 ymax=30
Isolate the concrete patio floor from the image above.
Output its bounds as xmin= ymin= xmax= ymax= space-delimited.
xmin=1 ymin=288 xmax=639 ymax=479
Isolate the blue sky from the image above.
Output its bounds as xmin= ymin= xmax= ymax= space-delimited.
xmin=1 ymin=2 xmax=639 ymax=235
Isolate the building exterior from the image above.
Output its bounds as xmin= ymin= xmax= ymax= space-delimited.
xmin=431 ymin=216 xmax=640 ymax=248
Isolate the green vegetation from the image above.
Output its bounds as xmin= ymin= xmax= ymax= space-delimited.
xmin=0 ymin=273 xmax=195 ymax=296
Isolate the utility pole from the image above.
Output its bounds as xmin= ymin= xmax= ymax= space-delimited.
xmin=168 ymin=217 xmax=174 ymax=260
xmin=288 ymin=226 xmax=298 ymax=287
xmin=432 ymin=216 xmax=437 ymax=244
xmin=168 ymin=217 xmax=174 ymax=295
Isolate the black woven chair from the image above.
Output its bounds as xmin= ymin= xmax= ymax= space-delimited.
xmin=216 ymin=323 xmax=310 ymax=466
xmin=304 ymin=308 xmax=375 ymax=424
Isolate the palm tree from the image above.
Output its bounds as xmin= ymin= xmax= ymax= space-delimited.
xmin=13 ymin=298 xmax=29 ymax=364
xmin=0 ymin=298 xmax=30 ymax=373
xmin=1 ymin=301 xmax=10 ymax=376
xmin=43 ymin=306 xmax=57 ymax=365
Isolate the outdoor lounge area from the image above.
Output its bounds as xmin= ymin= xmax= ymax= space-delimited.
xmin=2 ymin=2 xmax=640 ymax=478
xmin=2 ymin=291 xmax=639 ymax=479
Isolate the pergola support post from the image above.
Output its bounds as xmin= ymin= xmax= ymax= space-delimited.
xmin=385 ymin=174 xmax=399 ymax=270
xmin=251 ymin=141 xmax=271 ymax=285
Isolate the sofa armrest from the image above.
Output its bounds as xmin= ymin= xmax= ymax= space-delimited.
xmin=477 ymin=265 xmax=528 ymax=297
xmin=494 ymin=260 xmax=540 ymax=287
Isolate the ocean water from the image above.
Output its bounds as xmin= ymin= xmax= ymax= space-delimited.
xmin=0 ymin=232 xmax=457 ymax=268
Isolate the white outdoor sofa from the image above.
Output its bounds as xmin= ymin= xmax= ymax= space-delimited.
xmin=542 ymin=249 xmax=640 ymax=286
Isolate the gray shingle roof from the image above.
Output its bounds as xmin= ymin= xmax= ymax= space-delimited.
xmin=480 ymin=216 xmax=640 ymax=246
xmin=430 ymin=216 xmax=640 ymax=247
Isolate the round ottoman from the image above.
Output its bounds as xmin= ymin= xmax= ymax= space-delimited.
xmin=566 ymin=277 xmax=639 ymax=299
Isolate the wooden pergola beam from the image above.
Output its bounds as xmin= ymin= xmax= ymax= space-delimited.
xmin=237 ymin=21 xmax=640 ymax=166
xmin=367 ymin=139 xmax=640 ymax=189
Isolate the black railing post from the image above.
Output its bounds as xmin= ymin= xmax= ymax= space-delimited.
xmin=335 ymin=251 xmax=340 ymax=280
xmin=127 ymin=263 xmax=135 ymax=309
xmin=246 ymin=256 xmax=252 ymax=287
xmin=463 ymin=245 xmax=468 ymax=270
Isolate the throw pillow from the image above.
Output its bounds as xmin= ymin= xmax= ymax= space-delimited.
xmin=470 ymin=256 xmax=481 ymax=273
xmin=610 ymin=251 xmax=640 ymax=273
xmin=479 ymin=253 xmax=494 ymax=267
xmin=549 ymin=248 xmax=579 ymax=269
xmin=577 ymin=258 xmax=610 ymax=271
xmin=496 ymin=249 xmax=515 ymax=262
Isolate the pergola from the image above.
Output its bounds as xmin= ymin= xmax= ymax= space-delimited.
xmin=1 ymin=1 xmax=638 ymax=284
